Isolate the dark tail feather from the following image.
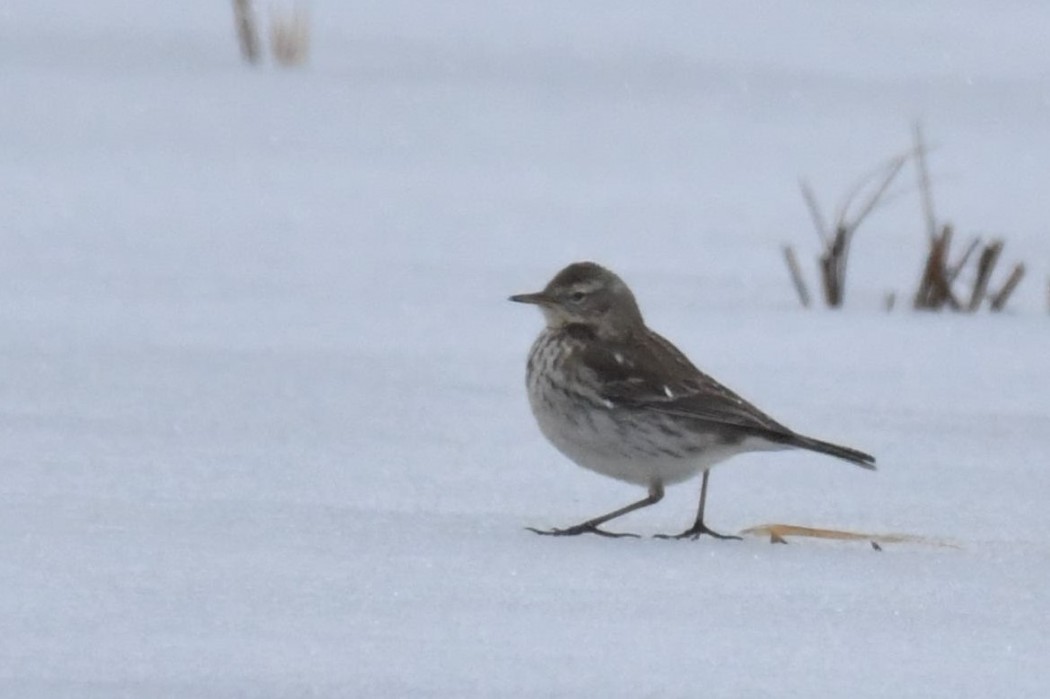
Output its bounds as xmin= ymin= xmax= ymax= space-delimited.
xmin=783 ymin=434 xmax=877 ymax=470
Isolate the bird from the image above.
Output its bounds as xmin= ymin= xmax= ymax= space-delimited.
xmin=509 ymin=261 xmax=875 ymax=539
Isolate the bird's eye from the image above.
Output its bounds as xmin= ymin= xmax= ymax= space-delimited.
xmin=569 ymin=291 xmax=586 ymax=303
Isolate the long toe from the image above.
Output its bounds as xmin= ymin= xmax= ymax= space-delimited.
xmin=527 ymin=524 xmax=639 ymax=538
xmin=693 ymin=527 xmax=743 ymax=541
xmin=655 ymin=524 xmax=742 ymax=541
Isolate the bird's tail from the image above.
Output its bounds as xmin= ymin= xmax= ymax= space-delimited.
xmin=786 ymin=434 xmax=876 ymax=470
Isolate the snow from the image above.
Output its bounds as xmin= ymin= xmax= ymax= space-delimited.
xmin=2 ymin=1 xmax=1049 ymax=696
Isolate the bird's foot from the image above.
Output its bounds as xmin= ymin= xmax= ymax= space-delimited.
xmin=526 ymin=523 xmax=640 ymax=538
xmin=654 ymin=522 xmax=742 ymax=541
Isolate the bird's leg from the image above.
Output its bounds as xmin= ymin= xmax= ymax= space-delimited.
xmin=655 ymin=471 xmax=742 ymax=541
xmin=528 ymin=483 xmax=664 ymax=538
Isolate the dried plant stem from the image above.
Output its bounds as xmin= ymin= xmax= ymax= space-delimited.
xmin=968 ymin=240 xmax=1004 ymax=311
xmin=819 ymin=226 xmax=849 ymax=307
xmin=913 ymin=122 xmax=937 ymax=241
xmin=914 ymin=225 xmax=962 ymax=310
xmin=270 ymin=2 xmax=311 ymax=67
xmin=782 ymin=245 xmax=811 ymax=308
xmin=792 ymin=126 xmax=1027 ymax=313
xmin=799 ymin=179 xmax=829 ymax=245
xmin=989 ymin=264 xmax=1026 ymax=311
xmin=233 ymin=0 xmax=261 ymax=64
xmin=945 ymin=237 xmax=982 ymax=287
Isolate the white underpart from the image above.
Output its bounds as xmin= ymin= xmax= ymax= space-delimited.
xmin=526 ymin=330 xmax=788 ymax=487
xmin=536 ymin=400 xmax=784 ymax=486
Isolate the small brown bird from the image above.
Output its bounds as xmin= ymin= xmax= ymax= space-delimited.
xmin=510 ymin=261 xmax=875 ymax=539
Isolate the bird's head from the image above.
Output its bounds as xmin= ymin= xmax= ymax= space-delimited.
xmin=510 ymin=262 xmax=644 ymax=339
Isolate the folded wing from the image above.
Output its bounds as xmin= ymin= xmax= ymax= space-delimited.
xmin=577 ymin=331 xmax=876 ymax=469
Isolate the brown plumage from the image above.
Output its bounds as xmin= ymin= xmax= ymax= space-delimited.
xmin=511 ymin=261 xmax=875 ymax=539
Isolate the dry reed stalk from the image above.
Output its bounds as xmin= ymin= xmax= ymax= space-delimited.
xmin=270 ymin=2 xmax=310 ymax=67
xmin=989 ymin=264 xmax=1026 ymax=312
xmin=234 ymin=0 xmax=261 ymax=64
xmin=782 ymin=245 xmax=811 ymax=308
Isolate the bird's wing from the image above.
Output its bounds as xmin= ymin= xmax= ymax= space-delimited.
xmin=576 ymin=329 xmax=876 ymax=468
xmin=578 ymin=331 xmax=795 ymax=439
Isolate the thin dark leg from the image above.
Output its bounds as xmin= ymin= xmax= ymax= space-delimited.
xmin=655 ymin=471 xmax=742 ymax=541
xmin=528 ymin=483 xmax=664 ymax=538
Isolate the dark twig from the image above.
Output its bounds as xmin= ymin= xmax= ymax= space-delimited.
xmin=233 ymin=0 xmax=261 ymax=64
xmin=945 ymin=237 xmax=982 ymax=287
xmin=782 ymin=245 xmax=811 ymax=308
xmin=914 ymin=225 xmax=952 ymax=309
xmin=913 ymin=122 xmax=938 ymax=241
xmin=989 ymin=264 xmax=1026 ymax=311
xmin=799 ymin=179 xmax=829 ymax=245
xmin=968 ymin=240 xmax=1004 ymax=311
xmin=840 ymin=154 xmax=910 ymax=234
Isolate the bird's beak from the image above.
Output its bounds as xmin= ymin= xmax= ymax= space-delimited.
xmin=509 ymin=291 xmax=554 ymax=306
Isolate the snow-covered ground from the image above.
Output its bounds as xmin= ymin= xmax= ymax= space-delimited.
xmin=2 ymin=2 xmax=1048 ymax=696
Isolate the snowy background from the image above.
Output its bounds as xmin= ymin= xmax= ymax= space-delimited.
xmin=2 ymin=1 xmax=1049 ymax=696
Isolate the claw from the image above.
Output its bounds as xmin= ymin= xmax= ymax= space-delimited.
xmin=654 ymin=523 xmax=742 ymax=541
